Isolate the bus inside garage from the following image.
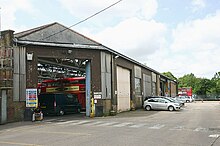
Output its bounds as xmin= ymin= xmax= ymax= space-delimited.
xmin=37 ymin=57 xmax=88 ymax=117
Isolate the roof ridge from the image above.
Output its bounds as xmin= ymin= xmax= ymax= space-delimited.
xmin=54 ymin=22 xmax=101 ymax=45
xmin=15 ymin=22 xmax=58 ymax=38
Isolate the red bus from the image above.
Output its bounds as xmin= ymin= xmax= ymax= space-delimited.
xmin=178 ymin=87 xmax=192 ymax=97
xmin=62 ymin=77 xmax=86 ymax=110
xmin=38 ymin=79 xmax=61 ymax=93
xmin=38 ymin=77 xmax=86 ymax=110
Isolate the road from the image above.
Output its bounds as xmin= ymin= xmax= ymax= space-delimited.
xmin=0 ymin=101 xmax=220 ymax=146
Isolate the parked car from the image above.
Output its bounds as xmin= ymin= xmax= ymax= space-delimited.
xmin=164 ymin=97 xmax=185 ymax=107
xmin=143 ymin=97 xmax=181 ymax=111
xmin=38 ymin=93 xmax=82 ymax=116
xmin=144 ymin=96 xmax=184 ymax=107
xmin=176 ymin=96 xmax=193 ymax=103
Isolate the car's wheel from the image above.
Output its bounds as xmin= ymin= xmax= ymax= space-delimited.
xmin=145 ymin=105 xmax=151 ymax=111
xmin=168 ymin=106 xmax=174 ymax=111
xmin=58 ymin=109 xmax=64 ymax=116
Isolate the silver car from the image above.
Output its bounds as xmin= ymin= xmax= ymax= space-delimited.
xmin=143 ymin=98 xmax=181 ymax=111
xmin=164 ymin=97 xmax=185 ymax=107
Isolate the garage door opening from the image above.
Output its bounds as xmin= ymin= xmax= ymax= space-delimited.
xmin=37 ymin=57 xmax=90 ymax=117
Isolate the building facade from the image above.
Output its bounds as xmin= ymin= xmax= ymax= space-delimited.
xmin=0 ymin=23 xmax=177 ymax=124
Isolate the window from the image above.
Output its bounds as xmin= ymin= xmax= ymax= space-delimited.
xmin=148 ymin=99 xmax=157 ymax=102
xmin=135 ymin=78 xmax=141 ymax=95
xmin=66 ymin=94 xmax=78 ymax=103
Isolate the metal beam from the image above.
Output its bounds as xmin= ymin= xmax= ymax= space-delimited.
xmin=38 ymin=59 xmax=85 ymax=72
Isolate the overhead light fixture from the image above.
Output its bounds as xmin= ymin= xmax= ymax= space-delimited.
xmin=27 ymin=53 xmax=33 ymax=61
xmin=67 ymin=50 xmax=72 ymax=54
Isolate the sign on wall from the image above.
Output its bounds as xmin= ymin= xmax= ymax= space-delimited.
xmin=26 ymin=89 xmax=38 ymax=108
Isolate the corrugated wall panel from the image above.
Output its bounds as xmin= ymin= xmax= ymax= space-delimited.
xmin=101 ymin=52 xmax=111 ymax=99
xmin=13 ymin=74 xmax=20 ymax=101
xmin=13 ymin=47 xmax=19 ymax=74
xmin=13 ymin=47 xmax=26 ymax=101
xmin=1 ymin=90 xmax=7 ymax=124
xmin=19 ymin=47 xmax=26 ymax=101
xmin=143 ymin=74 xmax=151 ymax=97
xmin=13 ymin=47 xmax=20 ymax=101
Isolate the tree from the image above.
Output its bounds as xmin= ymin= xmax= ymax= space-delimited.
xmin=178 ymin=73 xmax=197 ymax=90
xmin=211 ymin=72 xmax=220 ymax=95
xmin=194 ymin=78 xmax=212 ymax=97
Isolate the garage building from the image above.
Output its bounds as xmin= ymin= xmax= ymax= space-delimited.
xmin=0 ymin=22 xmax=177 ymax=124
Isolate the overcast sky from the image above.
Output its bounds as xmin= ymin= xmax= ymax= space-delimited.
xmin=1 ymin=0 xmax=220 ymax=79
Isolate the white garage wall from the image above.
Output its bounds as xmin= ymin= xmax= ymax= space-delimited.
xmin=116 ymin=66 xmax=130 ymax=112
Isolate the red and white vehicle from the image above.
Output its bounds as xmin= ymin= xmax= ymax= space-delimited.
xmin=38 ymin=77 xmax=86 ymax=110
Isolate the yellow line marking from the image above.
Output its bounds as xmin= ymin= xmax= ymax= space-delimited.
xmin=0 ymin=141 xmax=42 ymax=146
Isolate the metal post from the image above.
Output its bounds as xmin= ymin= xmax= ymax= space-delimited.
xmin=85 ymin=61 xmax=91 ymax=117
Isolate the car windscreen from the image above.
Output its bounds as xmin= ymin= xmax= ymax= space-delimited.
xmin=38 ymin=94 xmax=54 ymax=107
xmin=66 ymin=94 xmax=79 ymax=104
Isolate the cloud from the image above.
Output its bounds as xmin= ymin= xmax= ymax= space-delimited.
xmin=1 ymin=0 xmax=34 ymax=31
xmin=191 ymin=0 xmax=206 ymax=12
xmin=147 ymin=11 xmax=220 ymax=79
xmin=58 ymin=0 xmax=158 ymax=26
xmin=92 ymin=17 xmax=167 ymax=61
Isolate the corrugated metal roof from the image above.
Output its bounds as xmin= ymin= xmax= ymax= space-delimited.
xmin=15 ymin=22 xmax=100 ymax=45
xmin=14 ymin=22 xmax=176 ymax=83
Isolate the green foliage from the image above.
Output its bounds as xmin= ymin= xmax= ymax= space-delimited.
xmin=165 ymin=71 xmax=220 ymax=97
xmin=178 ymin=73 xmax=197 ymax=90
xmin=211 ymin=72 xmax=220 ymax=95
xmin=194 ymin=78 xmax=212 ymax=96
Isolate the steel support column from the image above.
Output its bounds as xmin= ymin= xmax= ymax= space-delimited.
xmin=85 ymin=61 xmax=91 ymax=117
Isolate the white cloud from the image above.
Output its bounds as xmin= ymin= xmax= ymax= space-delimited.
xmin=58 ymin=0 xmax=158 ymax=25
xmin=147 ymin=11 xmax=220 ymax=79
xmin=92 ymin=17 xmax=167 ymax=61
xmin=1 ymin=0 xmax=34 ymax=31
xmin=191 ymin=0 xmax=206 ymax=12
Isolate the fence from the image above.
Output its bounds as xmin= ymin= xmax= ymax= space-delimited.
xmin=194 ymin=94 xmax=220 ymax=101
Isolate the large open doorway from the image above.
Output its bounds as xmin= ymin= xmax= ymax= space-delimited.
xmin=37 ymin=57 xmax=90 ymax=117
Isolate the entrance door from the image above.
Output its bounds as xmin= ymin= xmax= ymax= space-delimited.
xmin=116 ymin=66 xmax=130 ymax=112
